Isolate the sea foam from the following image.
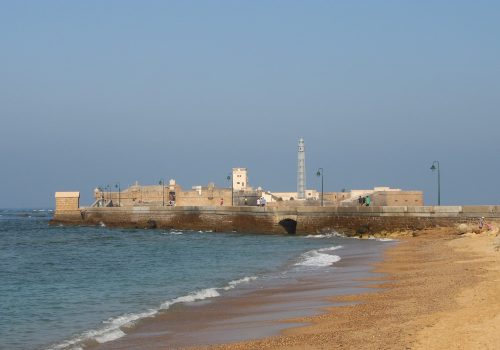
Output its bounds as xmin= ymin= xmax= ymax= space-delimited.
xmin=161 ymin=288 xmax=220 ymax=309
xmin=295 ymin=245 xmax=342 ymax=267
xmin=305 ymin=232 xmax=344 ymax=239
xmin=49 ymin=309 xmax=157 ymax=349
xmin=50 ymin=275 xmax=261 ymax=350
xmin=223 ymin=276 xmax=258 ymax=290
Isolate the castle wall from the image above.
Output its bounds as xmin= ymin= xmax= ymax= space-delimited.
xmin=323 ymin=192 xmax=351 ymax=202
xmin=98 ymin=185 xmax=235 ymax=207
xmin=371 ymin=191 xmax=424 ymax=206
xmin=51 ymin=205 xmax=500 ymax=236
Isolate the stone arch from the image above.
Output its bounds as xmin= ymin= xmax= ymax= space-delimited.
xmin=279 ymin=218 xmax=297 ymax=234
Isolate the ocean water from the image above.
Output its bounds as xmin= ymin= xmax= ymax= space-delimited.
xmin=0 ymin=209 xmax=393 ymax=350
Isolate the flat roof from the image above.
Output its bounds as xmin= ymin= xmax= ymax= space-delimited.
xmin=55 ymin=192 xmax=80 ymax=198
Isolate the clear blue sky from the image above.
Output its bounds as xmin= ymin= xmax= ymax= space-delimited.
xmin=1 ymin=0 xmax=499 ymax=208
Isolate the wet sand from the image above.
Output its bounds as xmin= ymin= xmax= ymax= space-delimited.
xmin=97 ymin=227 xmax=500 ymax=349
xmin=93 ymin=240 xmax=387 ymax=350
xmin=195 ymin=228 xmax=500 ymax=349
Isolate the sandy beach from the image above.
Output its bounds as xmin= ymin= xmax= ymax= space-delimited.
xmin=184 ymin=227 xmax=500 ymax=350
xmin=92 ymin=226 xmax=500 ymax=350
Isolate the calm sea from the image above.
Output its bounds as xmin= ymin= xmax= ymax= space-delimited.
xmin=0 ymin=208 xmax=393 ymax=350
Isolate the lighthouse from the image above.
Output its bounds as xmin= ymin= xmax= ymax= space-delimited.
xmin=297 ymin=138 xmax=306 ymax=199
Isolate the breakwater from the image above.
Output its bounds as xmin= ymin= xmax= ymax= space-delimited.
xmin=51 ymin=205 xmax=500 ymax=235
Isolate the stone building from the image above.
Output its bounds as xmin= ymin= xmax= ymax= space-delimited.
xmin=94 ymin=180 xmax=236 ymax=207
xmin=55 ymin=192 xmax=80 ymax=212
xmin=264 ymin=187 xmax=423 ymax=207
xmin=232 ymin=168 xmax=249 ymax=191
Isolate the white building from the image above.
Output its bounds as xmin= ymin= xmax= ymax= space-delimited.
xmin=232 ymin=168 xmax=248 ymax=191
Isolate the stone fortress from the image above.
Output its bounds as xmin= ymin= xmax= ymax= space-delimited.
xmin=85 ymin=138 xmax=423 ymax=209
xmin=52 ymin=138 xmax=498 ymax=235
xmin=88 ymin=168 xmax=423 ymax=209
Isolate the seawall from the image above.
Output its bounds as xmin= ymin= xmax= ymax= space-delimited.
xmin=50 ymin=205 xmax=500 ymax=235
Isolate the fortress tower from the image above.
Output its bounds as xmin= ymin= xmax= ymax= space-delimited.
xmin=297 ymin=138 xmax=306 ymax=199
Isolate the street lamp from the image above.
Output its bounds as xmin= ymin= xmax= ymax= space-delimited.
xmin=316 ymin=168 xmax=324 ymax=207
xmin=159 ymin=179 xmax=165 ymax=207
xmin=430 ymin=161 xmax=441 ymax=206
xmin=115 ymin=183 xmax=121 ymax=207
xmin=226 ymin=174 xmax=233 ymax=206
xmin=97 ymin=186 xmax=104 ymax=206
xmin=105 ymin=185 xmax=111 ymax=206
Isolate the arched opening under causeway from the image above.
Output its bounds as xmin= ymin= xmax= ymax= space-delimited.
xmin=279 ymin=218 xmax=297 ymax=234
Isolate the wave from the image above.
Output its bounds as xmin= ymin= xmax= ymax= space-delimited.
xmin=160 ymin=288 xmax=220 ymax=309
xmin=48 ymin=308 xmax=157 ymax=350
xmin=162 ymin=231 xmax=183 ymax=235
xmin=305 ymin=232 xmax=344 ymax=238
xmin=223 ymin=276 xmax=258 ymax=290
xmin=318 ymin=245 xmax=343 ymax=252
xmin=377 ymin=238 xmax=396 ymax=242
xmin=295 ymin=245 xmax=342 ymax=267
xmin=49 ymin=276 xmax=258 ymax=349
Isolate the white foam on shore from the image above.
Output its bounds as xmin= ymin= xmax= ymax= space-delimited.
xmin=305 ymin=232 xmax=343 ymax=239
xmin=48 ymin=309 xmax=158 ymax=349
xmin=161 ymin=287 xmax=220 ymax=309
xmin=223 ymin=276 xmax=258 ymax=290
xmin=318 ymin=245 xmax=343 ymax=252
xmin=93 ymin=329 xmax=126 ymax=343
xmin=50 ymin=287 xmax=223 ymax=349
xmin=377 ymin=238 xmax=396 ymax=242
xmin=52 ymin=274 xmax=263 ymax=350
xmin=295 ymin=246 xmax=342 ymax=267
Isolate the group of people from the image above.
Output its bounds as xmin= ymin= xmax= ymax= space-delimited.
xmin=220 ymin=196 xmax=267 ymax=206
xmin=358 ymin=195 xmax=371 ymax=206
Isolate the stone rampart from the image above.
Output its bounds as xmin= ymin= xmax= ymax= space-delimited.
xmin=55 ymin=192 xmax=80 ymax=212
xmin=51 ymin=205 xmax=500 ymax=236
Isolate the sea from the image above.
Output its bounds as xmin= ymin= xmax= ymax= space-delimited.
xmin=0 ymin=208 xmax=395 ymax=350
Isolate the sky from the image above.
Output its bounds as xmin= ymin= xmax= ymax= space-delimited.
xmin=1 ymin=0 xmax=499 ymax=208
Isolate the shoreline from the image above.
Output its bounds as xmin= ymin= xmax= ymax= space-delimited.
xmin=89 ymin=236 xmax=391 ymax=350
xmin=191 ymin=227 xmax=500 ymax=349
xmin=59 ymin=225 xmax=500 ymax=350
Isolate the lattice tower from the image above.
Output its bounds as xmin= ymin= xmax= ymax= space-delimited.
xmin=297 ymin=138 xmax=306 ymax=199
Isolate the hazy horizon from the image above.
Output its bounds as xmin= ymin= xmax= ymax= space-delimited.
xmin=1 ymin=1 xmax=499 ymax=208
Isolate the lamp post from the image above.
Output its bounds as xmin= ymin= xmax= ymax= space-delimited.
xmin=316 ymin=168 xmax=324 ymax=206
xmin=115 ymin=183 xmax=121 ymax=207
xmin=97 ymin=186 xmax=104 ymax=206
xmin=226 ymin=174 xmax=233 ymax=206
xmin=430 ymin=161 xmax=441 ymax=206
xmin=105 ymin=185 xmax=111 ymax=206
xmin=159 ymin=179 xmax=165 ymax=206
